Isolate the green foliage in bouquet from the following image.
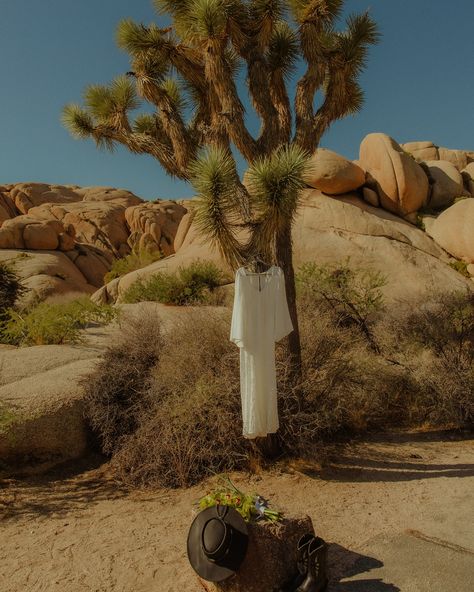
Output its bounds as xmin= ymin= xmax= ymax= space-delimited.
xmin=198 ymin=475 xmax=282 ymax=523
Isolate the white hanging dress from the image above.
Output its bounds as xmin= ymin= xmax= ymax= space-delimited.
xmin=230 ymin=266 xmax=293 ymax=439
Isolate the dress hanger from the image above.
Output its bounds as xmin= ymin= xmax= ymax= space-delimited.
xmin=245 ymin=254 xmax=271 ymax=274
xmin=244 ymin=254 xmax=273 ymax=291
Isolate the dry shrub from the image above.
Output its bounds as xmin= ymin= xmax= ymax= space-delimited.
xmin=111 ymin=309 xmax=246 ymax=488
xmin=83 ymin=309 xmax=163 ymax=454
xmin=82 ymin=268 xmax=474 ymax=490
xmin=386 ymin=290 xmax=474 ymax=426
xmin=277 ymin=303 xmax=410 ymax=455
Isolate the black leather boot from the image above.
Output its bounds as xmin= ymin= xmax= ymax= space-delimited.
xmin=295 ymin=536 xmax=328 ymax=592
xmin=278 ymin=533 xmax=315 ymax=592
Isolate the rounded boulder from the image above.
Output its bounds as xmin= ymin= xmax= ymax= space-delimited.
xmin=359 ymin=133 xmax=429 ymax=216
xmin=304 ymin=148 xmax=366 ymax=195
xmin=426 ymin=160 xmax=466 ymax=210
xmin=429 ymin=199 xmax=474 ymax=262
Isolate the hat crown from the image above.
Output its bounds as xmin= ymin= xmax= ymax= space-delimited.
xmin=202 ymin=518 xmax=231 ymax=560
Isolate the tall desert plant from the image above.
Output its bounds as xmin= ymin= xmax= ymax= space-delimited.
xmin=62 ymin=0 xmax=380 ymax=399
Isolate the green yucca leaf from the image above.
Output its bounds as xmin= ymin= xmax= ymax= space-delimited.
xmin=343 ymin=78 xmax=364 ymax=115
xmin=288 ymin=0 xmax=344 ymax=25
xmin=161 ymin=78 xmax=188 ymax=112
xmin=250 ymin=0 xmax=285 ymax=23
xmin=267 ymin=20 xmax=298 ymax=78
xmin=61 ymin=104 xmax=95 ymax=138
xmin=83 ymin=84 xmax=115 ymax=120
xmin=189 ymin=0 xmax=229 ymax=39
xmin=190 ymin=146 xmax=236 ymax=200
xmin=190 ymin=147 xmax=243 ymax=266
xmin=346 ymin=11 xmax=381 ymax=47
xmin=153 ymin=0 xmax=192 ymax=18
xmin=247 ymin=144 xmax=309 ymax=227
xmin=338 ymin=11 xmax=380 ymax=70
xmin=132 ymin=53 xmax=169 ymax=85
xmin=94 ymin=131 xmax=116 ymax=152
xmin=133 ymin=113 xmax=158 ymax=134
xmin=83 ymin=77 xmax=139 ymax=123
xmin=116 ymin=19 xmax=174 ymax=55
xmin=110 ymin=75 xmax=141 ymax=112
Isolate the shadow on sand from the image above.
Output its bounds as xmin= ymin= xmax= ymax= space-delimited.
xmin=328 ymin=543 xmax=400 ymax=591
xmin=298 ymin=430 xmax=474 ymax=483
xmin=0 ymin=453 xmax=127 ymax=521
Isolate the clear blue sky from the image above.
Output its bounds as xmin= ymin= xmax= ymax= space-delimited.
xmin=1 ymin=1 xmax=473 ymax=201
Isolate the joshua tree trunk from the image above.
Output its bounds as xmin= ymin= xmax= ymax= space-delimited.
xmin=276 ymin=220 xmax=302 ymax=386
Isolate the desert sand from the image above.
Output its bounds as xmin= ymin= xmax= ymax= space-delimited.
xmin=1 ymin=431 xmax=473 ymax=592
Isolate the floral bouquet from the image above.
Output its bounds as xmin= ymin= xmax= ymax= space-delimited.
xmin=197 ymin=475 xmax=282 ymax=523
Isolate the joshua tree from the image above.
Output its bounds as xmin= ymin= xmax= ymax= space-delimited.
xmin=63 ymin=0 xmax=379 ymax=381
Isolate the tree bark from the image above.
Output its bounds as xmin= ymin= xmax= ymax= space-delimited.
xmin=275 ymin=220 xmax=302 ymax=388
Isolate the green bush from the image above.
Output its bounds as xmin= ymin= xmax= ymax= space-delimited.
xmin=449 ymin=259 xmax=470 ymax=278
xmin=0 ymin=263 xmax=26 ymax=316
xmin=415 ymin=214 xmax=426 ymax=231
xmin=0 ymin=296 xmax=116 ymax=346
xmin=122 ymin=260 xmax=226 ymax=305
xmin=296 ymin=260 xmax=386 ymax=351
xmin=103 ymin=246 xmax=162 ymax=284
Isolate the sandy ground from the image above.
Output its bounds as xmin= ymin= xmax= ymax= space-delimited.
xmin=0 ymin=431 xmax=473 ymax=592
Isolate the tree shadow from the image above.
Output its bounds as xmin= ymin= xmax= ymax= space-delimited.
xmin=297 ymin=431 xmax=474 ymax=483
xmin=0 ymin=453 xmax=128 ymax=522
xmin=328 ymin=543 xmax=400 ymax=591
xmin=317 ymin=456 xmax=474 ymax=483
xmin=353 ymin=429 xmax=473 ymax=445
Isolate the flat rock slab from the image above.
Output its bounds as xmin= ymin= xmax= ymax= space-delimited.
xmin=0 ymin=346 xmax=100 ymax=473
xmin=0 ymin=344 xmax=101 ymax=389
xmin=333 ymin=530 xmax=474 ymax=591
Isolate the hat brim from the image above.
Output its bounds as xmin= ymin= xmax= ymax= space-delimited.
xmin=187 ymin=506 xmax=249 ymax=582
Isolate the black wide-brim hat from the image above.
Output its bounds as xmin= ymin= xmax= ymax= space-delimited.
xmin=187 ymin=505 xmax=249 ymax=582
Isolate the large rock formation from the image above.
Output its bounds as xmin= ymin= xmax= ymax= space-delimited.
xmin=402 ymin=141 xmax=439 ymax=162
xmin=292 ymin=190 xmax=471 ymax=300
xmin=304 ymin=148 xmax=366 ymax=195
xmin=125 ymin=200 xmax=187 ymax=256
xmin=8 ymin=183 xmax=82 ymax=214
xmin=0 ymin=183 xmax=189 ymax=301
xmin=359 ymin=133 xmax=429 ymax=216
xmin=3 ymin=135 xmax=474 ymax=306
xmin=96 ymin=190 xmax=472 ymax=306
xmin=0 ymin=249 xmax=97 ymax=304
xmin=401 ymin=142 xmax=474 ymax=170
xmin=0 ymin=215 xmax=76 ymax=251
xmin=0 ymin=187 xmax=19 ymax=225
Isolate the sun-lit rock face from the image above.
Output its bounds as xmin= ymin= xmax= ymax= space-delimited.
xmin=0 ymin=183 xmax=190 ymax=300
xmin=428 ymin=199 xmax=474 ymax=264
xmin=304 ymin=148 xmax=366 ymax=195
xmin=359 ymin=133 xmax=429 ymax=216
xmin=124 ymin=200 xmax=187 ymax=256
